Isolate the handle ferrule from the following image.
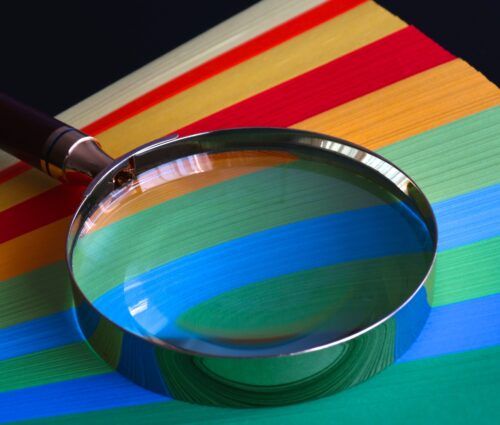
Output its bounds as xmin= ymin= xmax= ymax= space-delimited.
xmin=41 ymin=127 xmax=113 ymax=183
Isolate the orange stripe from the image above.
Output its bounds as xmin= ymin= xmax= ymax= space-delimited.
xmin=86 ymin=151 xmax=296 ymax=233
xmin=1 ymin=59 xmax=495 ymax=279
xmin=0 ymin=218 xmax=69 ymax=281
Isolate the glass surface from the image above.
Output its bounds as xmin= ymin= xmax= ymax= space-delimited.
xmin=71 ymin=149 xmax=433 ymax=356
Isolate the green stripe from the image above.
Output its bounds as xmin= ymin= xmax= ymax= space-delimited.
xmin=0 ymin=262 xmax=72 ymax=329
xmin=0 ymin=343 xmax=110 ymax=392
xmin=379 ymin=106 xmax=500 ymax=203
xmin=15 ymin=345 xmax=500 ymax=424
xmin=433 ymin=236 xmax=500 ymax=306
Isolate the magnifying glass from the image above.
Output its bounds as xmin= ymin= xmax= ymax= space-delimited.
xmin=0 ymin=93 xmax=436 ymax=407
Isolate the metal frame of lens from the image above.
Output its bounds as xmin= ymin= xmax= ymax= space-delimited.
xmin=67 ymin=128 xmax=437 ymax=406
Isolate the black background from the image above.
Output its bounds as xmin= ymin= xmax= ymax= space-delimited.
xmin=1 ymin=0 xmax=498 ymax=115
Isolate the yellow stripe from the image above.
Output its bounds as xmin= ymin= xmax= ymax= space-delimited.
xmin=0 ymin=218 xmax=69 ymax=281
xmin=0 ymin=170 xmax=58 ymax=213
xmin=293 ymin=60 xmax=500 ymax=150
xmin=97 ymin=2 xmax=406 ymax=156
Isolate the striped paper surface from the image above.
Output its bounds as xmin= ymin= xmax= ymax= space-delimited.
xmin=0 ymin=0 xmax=499 ymax=423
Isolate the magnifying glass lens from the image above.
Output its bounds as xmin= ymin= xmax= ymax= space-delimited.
xmin=71 ymin=149 xmax=433 ymax=356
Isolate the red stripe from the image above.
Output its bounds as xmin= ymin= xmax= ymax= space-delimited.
xmin=0 ymin=162 xmax=31 ymax=185
xmin=0 ymin=185 xmax=85 ymax=244
xmin=176 ymin=26 xmax=455 ymax=136
xmin=82 ymin=0 xmax=365 ymax=136
xmin=0 ymin=27 xmax=453 ymax=244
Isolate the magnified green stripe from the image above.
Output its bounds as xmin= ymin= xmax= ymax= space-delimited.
xmin=379 ymin=106 xmax=500 ymax=203
xmin=157 ymin=319 xmax=396 ymax=405
xmin=0 ymin=262 xmax=72 ymax=329
xmin=16 ymin=345 xmax=500 ymax=424
xmin=176 ymin=253 xmax=428 ymax=339
xmin=74 ymin=159 xmax=395 ymax=301
xmin=0 ymin=343 xmax=110 ymax=393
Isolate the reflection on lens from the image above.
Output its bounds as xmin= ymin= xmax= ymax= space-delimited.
xmin=72 ymin=149 xmax=433 ymax=356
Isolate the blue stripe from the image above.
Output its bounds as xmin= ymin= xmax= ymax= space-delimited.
xmin=434 ymin=184 xmax=500 ymax=251
xmin=0 ymin=373 xmax=167 ymax=423
xmin=0 ymin=310 xmax=82 ymax=361
xmin=398 ymin=293 xmax=500 ymax=362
